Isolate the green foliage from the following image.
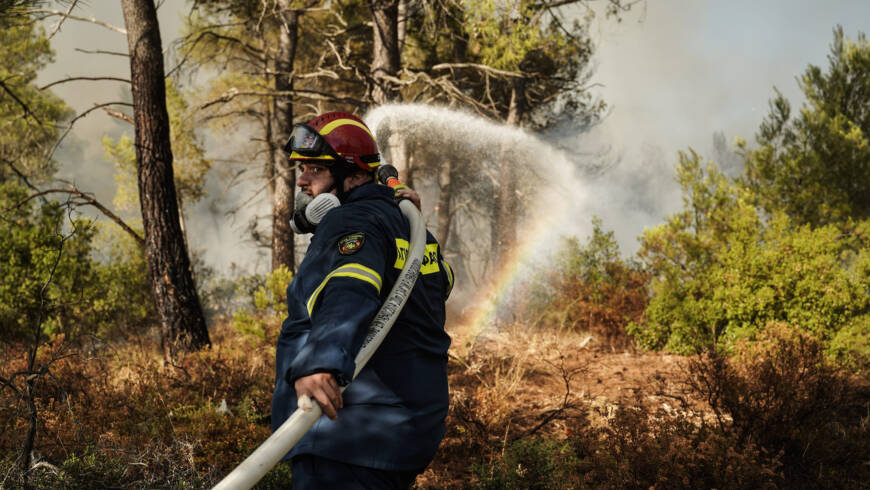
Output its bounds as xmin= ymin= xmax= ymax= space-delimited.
xmin=0 ymin=181 xmax=156 ymax=343
xmin=827 ymin=314 xmax=870 ymax=374
xmin=33 ymin=448 xmax=136 ymax=489
xmin=88 ymin=223 xmax=156 ymax=338
xmin=554 ymin=216 xmax=621 ymax=295
xmin=526 ymin=217 xmax=648 ymax=348
xmin=474 ymin=437 xmax=575 ymax=489
xmin=102 ymin=80 xmax=211 ymax=213
xmin=252 ymin=461 xmax=294 ymax=490
xmin=0 ymin=15 xmax=72 ymax=183
xmin=632 ymin=150 xmax=870 ymax=357
xmin=406 ymin=0 xmax=604 ymax=128
xmin=0 ymin=181 xmax=96 ymax=341
xmin=741 ymin=27 xmax=870 ymax=226
xmin=101 ymin=133 xmax=137 ymax=211
xmin=232 ymin=266 xmax=293 ymax=341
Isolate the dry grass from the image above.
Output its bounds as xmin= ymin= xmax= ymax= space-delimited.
xmin=2 ymin=318 xmax=868 ymax=488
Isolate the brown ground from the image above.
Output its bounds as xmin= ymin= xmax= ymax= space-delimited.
xmin=416 ymin=325 xmax=696 ymax=488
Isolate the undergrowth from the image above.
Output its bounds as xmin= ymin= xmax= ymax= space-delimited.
xmin=2 ymin=318 xmax=868 ymax=488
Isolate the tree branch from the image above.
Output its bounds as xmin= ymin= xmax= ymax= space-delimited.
xmin=46 ymin=101 xmax=133 ymax=163
xmin=197 ymin=88 xmax=362 ymax=111
xmin=102 ymin=107 xmax=133 ymax=124
xmin=46 ymin=0 xmax=79 ymax=39
xmin=26 ymin=9 xmax=126 ymax=34
xmin=0 ymin=79 xmax=43 ymax=124
xmin=2 ymin=158 xmax=43 ymax=195
xmin=74 ymin=48 xmax=129 ymax=57
xmin=6 ymin=184 xmax=145 ymax=247
xmin=39 ymin=76 xmax=130 ymax=91
xmin=432 ymin=62 xmax=524 ymax=79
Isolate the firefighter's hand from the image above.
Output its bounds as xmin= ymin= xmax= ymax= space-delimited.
xmin=395 ymin=187 xmax=422 ymax=211
xmin=295 ymin=372 xmax=343 ymax=420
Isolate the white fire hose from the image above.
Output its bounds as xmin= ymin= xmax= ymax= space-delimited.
xmin=212 ymin=198 xmax=426 ymax=490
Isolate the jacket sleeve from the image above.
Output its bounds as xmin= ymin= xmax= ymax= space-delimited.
xmin=287 ymin=209 xmax=390 ymax=386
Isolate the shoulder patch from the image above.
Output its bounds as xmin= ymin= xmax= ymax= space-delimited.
xmin=338 ymin=232 xmax=365 ymax=255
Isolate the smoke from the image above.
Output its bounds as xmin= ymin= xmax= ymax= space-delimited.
xmin=38 ymin=1 xmax=870 ymax=276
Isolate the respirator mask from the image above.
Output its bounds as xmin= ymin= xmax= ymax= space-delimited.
xmin=290 ymin=192 xmax=341 ymax=234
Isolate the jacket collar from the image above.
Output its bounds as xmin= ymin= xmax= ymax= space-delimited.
xmin=342 ymin=180 xmax=394 ymax=204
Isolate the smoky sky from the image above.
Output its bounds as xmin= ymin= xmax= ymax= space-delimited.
xmin=559 ymin=0 xmax=870 ymax=253
xmin=37 ymin=0 xmax=870 ymax=272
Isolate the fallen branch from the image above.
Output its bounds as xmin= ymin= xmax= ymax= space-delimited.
xmin=432 ymin=62 xmax=524 ymax=79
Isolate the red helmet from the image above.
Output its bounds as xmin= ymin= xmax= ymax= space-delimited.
xmin=284 ymin=111 xmax=381 ymax=173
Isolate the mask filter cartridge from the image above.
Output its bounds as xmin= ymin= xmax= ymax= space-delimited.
xmin=290 ymin=193 xmax=341 ymax=234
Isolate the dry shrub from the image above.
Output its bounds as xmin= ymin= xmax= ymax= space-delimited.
xmin=469 ymin=394 xmax=781 ymax=489
xmin=685 ymin=323 xmax=870 ymax=488
xmin=572 ymin=401 xmax=781 ymax=489
xmin=424 ymin=331 xmax=586 ymax=488
xmin=0 ymin=322 xmax=278 ymax=488
xmin=540 ymin=263 xmax=650 ymax=349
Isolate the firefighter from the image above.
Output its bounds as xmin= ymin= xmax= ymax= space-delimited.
xmin=272 ymin=111 xmax=454 ymax=489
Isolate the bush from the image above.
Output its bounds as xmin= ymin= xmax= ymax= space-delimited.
xmin=574 ymin=402 xmax=781 ymax=489
xmin=0 ymin=322 xmax=278 ymax=488
xmin=472 ymin=399 xmax=782 ymax=489
xmin=0 ymin=181 xmax=97 ymax=342
xmin=528 ymin=217 xmax=649 ymax=349
xmin=631 ymin=151 xmax=870 ymax=360
xmin=88 ymin=222 xmax=157 ymax=339
xmin=474 ymin=438 xmax=576 ymax=489
xmin=231 ymin=266 xmax=294 ymax=341
xmin=684 ymin=324 xmax=870 ymax=488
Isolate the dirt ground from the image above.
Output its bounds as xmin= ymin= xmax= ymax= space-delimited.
xmin=416 ymin=325 xmax=696 ymax=488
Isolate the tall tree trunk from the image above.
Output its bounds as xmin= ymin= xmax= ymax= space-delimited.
xmin=436 ymin=158 xmax=452 ymax=245
xmin=370 ymin=0 xmax=400 ymax=104
xmin=493 ymin=78 xmax=525 ymax=267
xmin=121 ymin=0 xmax=210 ymax=360
xmin=272 ymin=4 xmax=298 ymax=272
xmin=397 ymin=0 xmax=408 ymax=53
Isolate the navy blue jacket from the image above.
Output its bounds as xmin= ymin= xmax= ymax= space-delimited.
xmin=271 ymin=182 xmax=453 ymax=471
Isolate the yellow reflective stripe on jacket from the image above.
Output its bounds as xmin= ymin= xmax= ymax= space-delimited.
xmin=442 ymin=259 xmax=454 ymax=297
xmin=306 ymin=263 xmax=382 ymax=316
xmin=319 ymin=118 xmax=374 ymax=138
xmin=394 ymin=239 xmax=440 ymax=275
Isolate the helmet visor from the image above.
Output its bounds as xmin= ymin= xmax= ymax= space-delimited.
xmin=284 ymin=124 xmax=341 ymax=160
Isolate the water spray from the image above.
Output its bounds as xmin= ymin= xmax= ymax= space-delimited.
xmin=212 ymin=165 xmax=426 ymax=490
xmin=365 ymin=103 xmax=596 ymax=344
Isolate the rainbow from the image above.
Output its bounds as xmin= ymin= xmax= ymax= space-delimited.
xmin=449 ymin=188 xmax=577 ymax=351
xmin=364 ymin=103 xmax=590 ymax=350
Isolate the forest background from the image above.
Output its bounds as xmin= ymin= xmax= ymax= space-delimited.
xmin=2 ymin=0 xmax=870 ymax=488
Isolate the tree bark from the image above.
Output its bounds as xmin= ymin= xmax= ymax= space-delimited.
xmin=493 ymin=78 xmax=525 ymax=266
xmin=271 ymin=4 xmax=298 ymax=272
xmin=436 ymin=158 xmax=452 ymax=246
xmin=121 ymin=0 xmax=210 ymax=360
xmin=370 ymin=0 xmax=400 ymax=104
